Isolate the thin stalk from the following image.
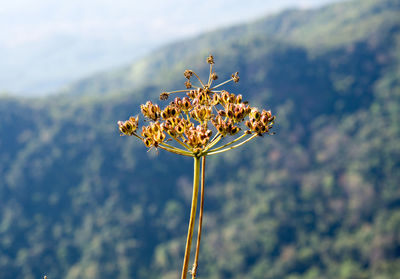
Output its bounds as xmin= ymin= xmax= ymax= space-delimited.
xmin=181 ymin=156 xmax=201 ymax=279
xmin=131 ymin=133 xmax=143 ymax=140
xmin=158 ymin=145 xmax=193 ymax=157
xmin=166 ymin=89 xmax=190 ymax=94
xmin=211 ymin=78 xmax=233 ymax=90
xmin=168 ymin=132 xmax=192 ymax=150
xmin=191 ymin=156 xmax=206 ymax=278
xmin=160 ymin=142 xmax=192 ymax=155
xmin=202 ymin=134 xmax=222 ymax=154
xmin=207 ymin=64 xmax=213 ymax=87
xmin=207 ymin=133 xmax=248 ymax=153
xmin=192 ymin=72 xmax=206 ymax=88
xmin=205 ymin=133 xmax=258 ymax=156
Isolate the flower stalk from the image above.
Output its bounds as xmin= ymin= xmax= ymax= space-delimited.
xmin=191 ymin=156 xmax=206 ymax=279
xmin=181 ymin=156 xmax=201 ymax=279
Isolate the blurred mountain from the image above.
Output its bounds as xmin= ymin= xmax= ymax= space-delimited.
xmin=0 ymin=0 xmax=343 ymax=96
xmin=0 ymin=0 xmax=399 ymax=278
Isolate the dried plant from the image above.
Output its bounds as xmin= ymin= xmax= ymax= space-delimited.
xmin=118 ymin=55 xmax=275 ymax=278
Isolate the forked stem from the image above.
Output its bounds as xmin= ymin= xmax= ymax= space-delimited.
xmin=192 ymin=156 xmax=206 ymax=278
xmin=181 ymin=156 xmax=201 ymax=279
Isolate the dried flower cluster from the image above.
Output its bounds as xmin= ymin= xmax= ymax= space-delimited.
xmin=118 ymin=55 xmax=275 ymax=157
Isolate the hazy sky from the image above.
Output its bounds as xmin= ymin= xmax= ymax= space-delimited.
xmin=1 ymin=0 xmax=343 ymax=47
xmin=0 ymin=0 xmax=344 ymax=94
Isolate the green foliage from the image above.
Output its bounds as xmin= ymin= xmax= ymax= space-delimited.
xmin=0 ymin=0 xmax=399 ymax=278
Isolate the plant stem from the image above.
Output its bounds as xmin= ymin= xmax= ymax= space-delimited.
xmin=181 ymin=156 xmax=201 ymax=279
xmin=192 ymin=156 xmax=206 ymax=278
xmin=205 ymin=133 xmax=258 ymax=156
xmin=158 ymin=145 xmax=193 ymax=157
xmin=207 ymin=133 xmax=248 ymax=153
xmin=211 ymin=78 xmax=233 ymax=90
xmin=192 ymin=72 xmax=206 ymax=88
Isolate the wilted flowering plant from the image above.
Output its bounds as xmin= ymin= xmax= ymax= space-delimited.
xmin=118 ymin=55 xmax=275 ymax=279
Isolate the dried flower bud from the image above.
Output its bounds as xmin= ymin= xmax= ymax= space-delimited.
xmin=182 ymin=97 xmax=192 ymax=111
xmin=213 ymin=93 xmax=220 ymax=104
xmin=221 ymin=91 xmax=230 ymax=104
xmin=232 ymin=72 xmax=239 ymax=83
xmin=144 ymin=137 xmax=154 ymax=147
xmin=185 ymin=80 xmax=192 ymax=89
xmin=160 ymin=92 xmax=169 ymax=100
xmin=118 ymin=115 xmax=138 ymax=136
xmin=184 ymin=70 xmax=193 ymax=79
xmin=250 ymin=108 xmax=261 ymax=121
xmin=141 ymin=101 xmax=160 ymax=121
xmin=229 ymin=93 xmax=236 ymax=104
xmin=187 ymin=90 xmax=196 ymax=99
xmin=230 ymin=126 xmax=240 ymax=135
xmin=218 ymin=110 xmax=226 ymax=117
xmin=174 ymin=97 xmax=182 ymax=108
xmin=207 ymin=55 xmax=214 ymax=64
xmin=211 ymin=73 xmax=218 ymax=80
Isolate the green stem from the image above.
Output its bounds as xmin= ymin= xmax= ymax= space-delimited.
xmin=181 ymin=156 xmax=201 ymax=279
xmin=168 ymin=132 xmax=192 ymax=150
xmin=192 ymin=72 xmax=205 ymax=88
xmin=158 ymin=145 xmax=193 ymax=157
xmin=191 ymin=156 xmax=206 ymax=278
xmin=205 ymin=133 xmax=258 ymax=156
xmin=207 ymin=133 xmax=248 ymax=153
xmin=166 ymin=89 xmax=190 ymax=94
xmin=160 ymin=142 xmax=192 ymax=155
xmin=207 ymin=64 xmax=213 ymax=87
xmin=202 ymin=134 xmax=222 ymax=154
xmin=211 ymin=78 xmax=233 ymax=90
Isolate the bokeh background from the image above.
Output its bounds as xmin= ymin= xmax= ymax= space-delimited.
xmin=0 ymin=0 xmax=399 ymax=278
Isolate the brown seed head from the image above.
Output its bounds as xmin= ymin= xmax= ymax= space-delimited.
xmin=207 ymin=55 xmax=215 ymax=64
xmin=232 ymin=72 xmax=239 ymax=83
xmin=185 ymin=80 xmax=192 ymax=89
xmin=118 ymin=116 xmax=138 ymax=136
xmin=120 ymin=55 xmax=275 ymax=153
xmin=184 ymin=70 xmax=193 ymax=79
xmin=159 ymin=92 xmax=169 ymax=100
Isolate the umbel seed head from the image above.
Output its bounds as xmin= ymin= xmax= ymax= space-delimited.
xmin=118 ymin=55 xmax=275 ymax=156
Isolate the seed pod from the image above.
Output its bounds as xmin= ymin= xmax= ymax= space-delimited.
xmin=230 ymin=126 xmax=240 ymax=135
xmin=245 ymin=120 xmax=252 ymax=129
xmin=160 ymin=92 xmax=169 ymax=100
xmin=185 ymin=80 xmax=192 ymax=89
xmin=184 ymin=69 xmax=193 ymax=79
xmin=213 ymin=93 xmax=220 ymax=104
xmin=144 ymin=137 xmax=154 ymax=147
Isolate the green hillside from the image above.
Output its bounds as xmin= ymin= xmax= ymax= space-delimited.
xmin=0 ymin=0 xmax=399 ymax=278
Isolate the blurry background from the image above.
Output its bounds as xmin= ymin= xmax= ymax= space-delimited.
xmin=1 ymin=0 xmax=341 ymax=95
xmin=1 ymin=0 xmax=400 ymax=278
